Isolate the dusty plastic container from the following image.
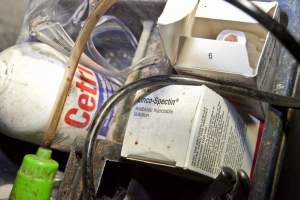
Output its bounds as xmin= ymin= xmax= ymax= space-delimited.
xmin=0 ymin=42 xmax=115 ymax=151
xmin=87 ymin=15 xmax=138 ymax=72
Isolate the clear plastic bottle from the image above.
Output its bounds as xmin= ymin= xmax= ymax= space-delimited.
xmin=0 ymin=42 xmax=115 ymax=151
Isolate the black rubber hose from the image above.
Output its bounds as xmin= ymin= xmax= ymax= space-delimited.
xmin=83 ymin=74 xmax=300 ymax=198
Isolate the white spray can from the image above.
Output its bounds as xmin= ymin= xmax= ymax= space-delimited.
xmin=0 ymin=42 xmax=115 ymax=151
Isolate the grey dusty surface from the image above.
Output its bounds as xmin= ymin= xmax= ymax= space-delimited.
xmin=0 ymin=0 xmax=25 ymax=51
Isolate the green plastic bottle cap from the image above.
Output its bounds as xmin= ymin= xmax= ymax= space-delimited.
xmin=10 ymin=147 xmax=59 ymax=200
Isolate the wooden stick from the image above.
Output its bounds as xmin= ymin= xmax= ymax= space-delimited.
xmin=43 ymin=0 xmax=117 ymax=147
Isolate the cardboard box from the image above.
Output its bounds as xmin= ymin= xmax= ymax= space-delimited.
xmin=121 ymin=85 xmax=262 ymax=178
xmin=158 ymin=0 xmax=279 ymax=118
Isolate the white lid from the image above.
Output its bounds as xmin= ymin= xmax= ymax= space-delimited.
xmin=216 ymin=30 xmax=247 ymax=44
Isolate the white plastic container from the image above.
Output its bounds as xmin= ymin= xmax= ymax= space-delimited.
xmin=0 ymin=42 xmax=115 ymax=151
